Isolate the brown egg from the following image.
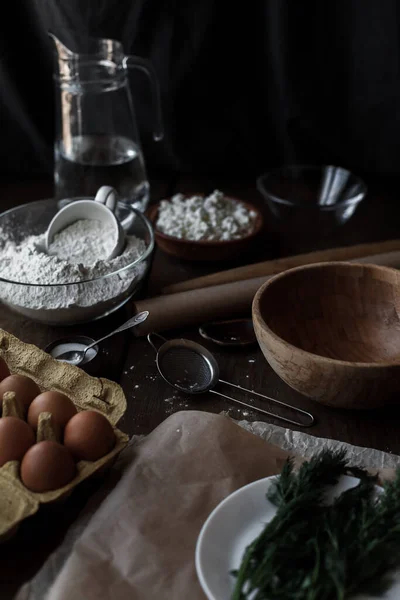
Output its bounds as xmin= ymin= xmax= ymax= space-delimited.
xmin=0 ymin=416 xmax=35 ymax=467
xmin=0 ymin=357 xmax=10 ymax=383
xmin=21 ymin=441 xmax=76 ymax=492
xmin=64 ymin=410 xmax=116 ymax=461
xmin=0 ymin=374 xmax=40 ymax=412
xmin=27 ymin=391 xmax=77 ymax=431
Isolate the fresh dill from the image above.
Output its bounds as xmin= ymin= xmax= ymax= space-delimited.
xmin=232 ymin=449 xmax=400 ymax=600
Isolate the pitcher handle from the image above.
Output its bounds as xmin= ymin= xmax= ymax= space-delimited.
xmin=94 ymin=186 xmax=118 ymax=212
xmin=124 ymin=55 xmax=164 ymax=142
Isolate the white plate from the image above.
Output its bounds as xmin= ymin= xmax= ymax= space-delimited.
xmin=195 ymin=474 xmax=400 ymax=600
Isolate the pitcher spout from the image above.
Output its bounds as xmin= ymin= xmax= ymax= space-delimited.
xmin=48 ymin=31 xmax=79 ymax=81
xmin=48 ymin=31 xmax=76 ymax=60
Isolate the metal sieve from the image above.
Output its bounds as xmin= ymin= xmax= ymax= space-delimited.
xmin=147 ymin=333 xmax=314 ymax=427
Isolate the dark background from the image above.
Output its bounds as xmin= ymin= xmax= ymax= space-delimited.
xmin=2 ymin=0 xmax=400 ymax=182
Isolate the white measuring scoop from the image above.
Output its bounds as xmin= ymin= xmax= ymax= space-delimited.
xmin=45 ymin=186 xmax=125 ymax=260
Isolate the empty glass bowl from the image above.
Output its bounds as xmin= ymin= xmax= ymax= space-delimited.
xmin=257 ymin=165 xmax=367 ymax=235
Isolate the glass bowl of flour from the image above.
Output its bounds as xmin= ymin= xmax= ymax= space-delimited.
xmin=0 ymin=199 xmax=154 ymax=325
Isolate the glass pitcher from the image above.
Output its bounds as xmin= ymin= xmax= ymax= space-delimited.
xmin=49 ymin=33 xmax=163 ymax=212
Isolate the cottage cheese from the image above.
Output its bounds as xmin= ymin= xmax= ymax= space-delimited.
xmin=156 ymin=190 xmax=258 ymax=241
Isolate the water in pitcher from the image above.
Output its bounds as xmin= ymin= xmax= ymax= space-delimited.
xmin=55 ymin=134 xmax=150 ymax=210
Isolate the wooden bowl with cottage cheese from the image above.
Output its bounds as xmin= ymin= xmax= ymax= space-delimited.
xmin=147 ymin=191 xmax=264 ymax=262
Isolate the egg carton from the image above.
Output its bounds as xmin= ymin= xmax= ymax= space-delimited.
xmin=0 ymin=328 xmax=129 ymax=540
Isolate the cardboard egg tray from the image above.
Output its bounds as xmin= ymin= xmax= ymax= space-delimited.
xmin=0 ymin=328 xmax=129 ymax=541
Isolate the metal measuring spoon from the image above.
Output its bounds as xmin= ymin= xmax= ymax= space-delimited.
xmin=45 ymin=186 xmax=126 ymax=260
xmin=199 ymin=319 xmax=257 ymax=347
xmin=55 ymin=311 xmax=149 ymax=365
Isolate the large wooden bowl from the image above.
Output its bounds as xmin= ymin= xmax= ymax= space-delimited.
xmin=147 ymin=197 xmax=263 ymax=262
xmin=252 ymin=262 xmax=400 ymax=409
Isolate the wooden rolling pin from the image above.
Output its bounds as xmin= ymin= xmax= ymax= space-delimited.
xmin=133 ymin=250 xmax=400 ymax=336
xmin=162 ymin=239 xmax=400 ymax=294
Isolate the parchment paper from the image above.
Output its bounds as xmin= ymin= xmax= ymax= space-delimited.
xmin=237 ymin=419 xmax=400 ymax=470
xmin=16 ymin=410 xmax=399 ymax=600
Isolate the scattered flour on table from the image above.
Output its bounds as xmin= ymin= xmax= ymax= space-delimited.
xmin=156 ymin=189 xmax=258 ymax=241
xmin=0 ymin=218 xmax=147 ymax=321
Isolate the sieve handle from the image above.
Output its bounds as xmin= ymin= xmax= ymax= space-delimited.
xmin=147 ymin=332 xmax=168 ymax=353
xmin=212 ymin=379 xmax=315 ymax=428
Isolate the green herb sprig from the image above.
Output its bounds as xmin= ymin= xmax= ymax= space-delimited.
xmin=232 ymin=449 xmax=400 ymax=600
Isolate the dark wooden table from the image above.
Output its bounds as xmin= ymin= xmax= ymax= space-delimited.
xmin=1 ymin=173 xmax=400 ymax=598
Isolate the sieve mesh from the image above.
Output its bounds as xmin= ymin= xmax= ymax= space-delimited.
xmin=157 ymin=346 xmax=213 ymax=393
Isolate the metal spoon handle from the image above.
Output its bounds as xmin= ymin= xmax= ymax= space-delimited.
xmin=85 ymin=311 xmax=149 ymax=352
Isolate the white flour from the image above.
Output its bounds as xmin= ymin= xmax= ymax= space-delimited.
xmin=156 ymin=189 xmax=258 ymax=241
xmin=0 ymin=219 xmax=147 ymax=324
xmin=48 ymin=219 xmax=116 ymax=264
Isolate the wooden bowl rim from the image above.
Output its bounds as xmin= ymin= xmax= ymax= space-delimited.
xmin=147 ymin=195 xmax=264 ymax=248
xmin=252 ymin=260 xmax=400 ymax=369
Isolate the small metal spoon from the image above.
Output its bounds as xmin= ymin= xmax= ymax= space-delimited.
xmin=199 ymin=318 xmax=257 ymax=347
xmin=55 ymin=311 xmax=149 ymax=365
